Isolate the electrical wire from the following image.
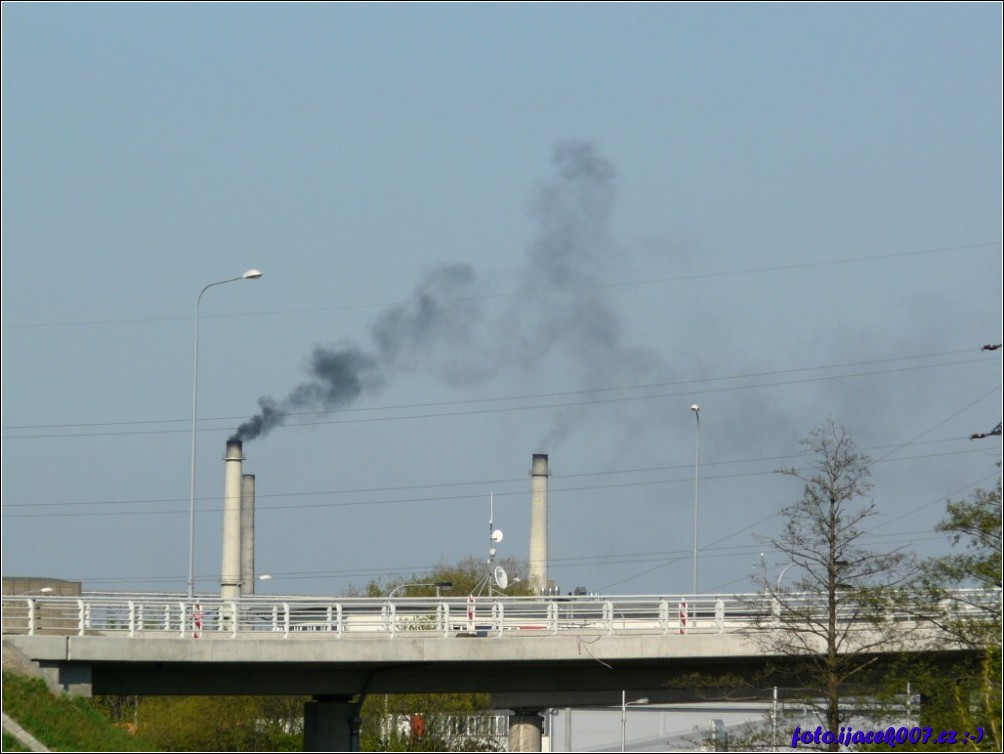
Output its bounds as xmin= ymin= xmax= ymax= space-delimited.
xmin=3 ymin=351 xmax=996 ymax=439
xmin=1 ymin=445 xmax=991 ymax=519
xmin=2 ymin=241 xmax=997 ymax=330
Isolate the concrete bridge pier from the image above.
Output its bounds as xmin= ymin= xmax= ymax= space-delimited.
xmin=508 ymin=708 xmax=544 ymax=752
xmin=303 ymin=696 xmax=359 ymax=752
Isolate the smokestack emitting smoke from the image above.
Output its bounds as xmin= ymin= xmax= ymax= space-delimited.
xmin=231 ymin=141 xmax=662 ymax=448
xmin=529 ymin=453 xmax=550 ymax=594
xmin=220 ymin=440 xmax=243 ymax=600
xmin=240 ymin=473 xmax=255 ymax=596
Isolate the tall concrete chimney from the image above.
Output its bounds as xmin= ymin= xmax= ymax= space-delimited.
xmin=221 ymin=440 xmax=243 ymax=600
xmin=240 ymin=473 xmax=255 ymax=596
xmin=529 ymin=453 xmax=549 ymax=594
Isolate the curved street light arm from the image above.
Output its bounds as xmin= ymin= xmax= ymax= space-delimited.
xmin=187 ymin=271 xmax=262 ymax=599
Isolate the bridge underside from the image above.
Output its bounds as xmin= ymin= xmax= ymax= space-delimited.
xmin=7 ymin=633 xmax=976 ymax=752
xmin=9 ymin=630 xmax=974 ymax=708
xmin=30 ymin=651 xmax=972 ymax=709
xmin=46 ymin=656 xmax=770 ymax=699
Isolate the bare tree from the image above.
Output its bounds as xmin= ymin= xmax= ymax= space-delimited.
xmin=751 ymin=420 xmax=907 ymax=751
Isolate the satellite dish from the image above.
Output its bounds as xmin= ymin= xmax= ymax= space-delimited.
xmin=493 ymin=566 xmax=509 ymax=590
xmin=490 ymin=529 xmax=504 ymax=543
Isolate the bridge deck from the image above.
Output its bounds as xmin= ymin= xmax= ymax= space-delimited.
xmin=3 ymin=591 xmax=988 ymax=701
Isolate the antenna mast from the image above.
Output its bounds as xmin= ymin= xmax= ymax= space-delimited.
xmin=475 ymin=493 xmax=507 ymax=596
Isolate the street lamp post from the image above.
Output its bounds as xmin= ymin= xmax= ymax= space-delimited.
xmin=777 ymin=563 xmax=795 ymax=592
xmin=620 ymin=691 xmax=649 ymax=752
xmin=236 ymin=574 xmax=273 ymax=589
xmin=187 ymin=269 xmax=262 ymax=600
xmin=387 ymin=582 xmax=453 ymax=599
xmin=691 ymin=404 xmax=700 ymax=596
xmin=772 ymin=563 xmax=796 ymax=624
xmin=16 ymin=587 xmax=53 ymax=596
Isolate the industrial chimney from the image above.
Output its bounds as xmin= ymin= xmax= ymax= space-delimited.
xmin=220 ymin=440 xmax=243 ymax=600
xmin=240 ymin=473 xmax=255 ymax=596
xmin=529 ymin=453 xmax=549 ymax=594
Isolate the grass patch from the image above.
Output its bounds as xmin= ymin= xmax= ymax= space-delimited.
xmin=1 ymin=671 xmax=151 ymax=752
xmin=2 ymin=730 xmax=31 ymax=752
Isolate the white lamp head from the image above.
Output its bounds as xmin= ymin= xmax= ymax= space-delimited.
xmin=691 ymin=404 xmax=700 ymax=412
xmin=242 ymin=269 xmax=263 ymax=280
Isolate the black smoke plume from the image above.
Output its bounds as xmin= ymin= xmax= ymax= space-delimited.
xmin=232 ymin=141 xmax=664 ymax=444
xmin=231 ymin=346 xmax=379 ymax=442
xmin=231 ymin=263 xmax=482 ymax=442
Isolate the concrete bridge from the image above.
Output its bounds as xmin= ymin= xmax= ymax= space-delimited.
xmin=2 ymin=591 xmax=986 ymax=750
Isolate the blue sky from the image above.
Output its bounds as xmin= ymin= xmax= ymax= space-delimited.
xmin=2 ymin=3 xmax=1000 ymax=597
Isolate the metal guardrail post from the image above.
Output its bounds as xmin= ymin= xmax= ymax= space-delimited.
xmin=602 ymin=601 xmax=614 ymax=635
xmin=128 ymin=601 xmax=136 ymax=637
xmin=178 ymin=602 xmax=187 ymax=638
xmin=715 ymin=599 xmax=725 ymax=633
xmin=547 ymin=602 xmax=558 ymax=635
xmin=659 ymin=600 xmax=669 ymax=634
xmin=335 ymin=603 xmax=343 ymax=636
xmin=492 ymin=601 xmax=504 ymax=637
xmin=78 ymin=600 xmax=86 ymax=636
xmin=282 ymin=603 xmax=290 ymax=638
xmin=382 ymin=603 xmax=397 ymax=636
xmin=229 ymin=602 xmax=238 ymax=638
xmin=26 ymin=598 xmax=35 ymax=635
xmin=440 ymin=602 xmax=450 ymax=637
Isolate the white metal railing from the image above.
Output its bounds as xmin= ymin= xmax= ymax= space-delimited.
xmin=1 ymin=590 xmax=997 ymax=640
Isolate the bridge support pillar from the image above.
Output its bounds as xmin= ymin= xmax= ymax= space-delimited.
xmin=508 ymin=708 xmax=543 ymax=752
xmin=303 ymin=696 xmax=359 ymax=752
xmin=36 ymin=660 xmax=93 ymax=697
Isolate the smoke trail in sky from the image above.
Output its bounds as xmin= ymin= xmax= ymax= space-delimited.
xmin=231 ymin=263 xmax=482 ymax=441
xmin=232 ymin=140 xmax=662 ymax=444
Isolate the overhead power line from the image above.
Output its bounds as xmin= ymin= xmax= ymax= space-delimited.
xmin=969 ymin=344 xmax=1003 ymax=438
xmin=971 ymin=422 xmax=1002 ymax=440
xmin=67 ymin=526 xmax=956 ymax=592
xmin=2 ymin=445 xmax=990 ymax=519
xmin=3 ymin=349 xmax=996 ymax=439
xmin=2 ymin=241 xmax=998 ymax=330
